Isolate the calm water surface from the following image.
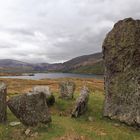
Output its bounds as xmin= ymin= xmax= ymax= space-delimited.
xmin=0 ymin=73 xmax=103 ymax=80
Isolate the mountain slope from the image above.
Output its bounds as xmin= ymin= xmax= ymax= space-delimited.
xmin=62 ymin=52 xmax=104 ymax=74
xmin=0 ymin=52 xmax=104 ymax=74
xmin=64 ymin=52 xmax=102 ymax=67
xmin=0 ymin=59 xmax=31 ymax=67
xmin=69 ymin=61 xmax=104 ymax=74
xmin=0 ymin=59 xmax=34 ymax=73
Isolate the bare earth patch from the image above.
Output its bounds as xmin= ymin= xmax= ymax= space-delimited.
xmin=54 ymin=132 xmax=91 ymax=140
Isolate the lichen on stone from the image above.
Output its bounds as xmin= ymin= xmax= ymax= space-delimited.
xmin=103 ymin=18 xmax=140 ymax=127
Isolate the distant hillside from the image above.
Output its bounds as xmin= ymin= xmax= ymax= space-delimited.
xmin=62 ymin=52 xmax=103 ymax=74
xmin=69 ymin=61 xmax=104 ymax=75
xmin=0 ymin=52 xmax=104 ymax=74
xmin=0 ymin=59 xmax=33 ymax=73
xmin=64 ymin=52 xmax=102 ymax=67
xmin=0 ymin=59 xmax=31 ymax=67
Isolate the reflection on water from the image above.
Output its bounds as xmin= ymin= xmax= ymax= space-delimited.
xmin=0 ymin=73 xmax=103 ymax=80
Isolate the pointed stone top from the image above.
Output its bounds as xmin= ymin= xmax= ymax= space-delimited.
xmin=114 ymin=17 xmax=140 ymax=28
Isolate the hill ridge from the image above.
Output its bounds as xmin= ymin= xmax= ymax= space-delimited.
xmin=0 ymin=52 xmax=104 ymax=74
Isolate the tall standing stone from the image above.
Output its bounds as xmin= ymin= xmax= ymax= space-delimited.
xmin=71 ymin=86 xmax=89 ymax=117
xmin=59 ymin=81 xmax=75 ymax=99
xmin=0 ymin=82 xmax=7 ymax=123
xmin=103 ymin=18 xmax=140 ymax=127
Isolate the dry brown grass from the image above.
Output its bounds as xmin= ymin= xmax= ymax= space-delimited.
xmin=0 ymin=78 xmax=104 ymax=96
xmin=54 ymin=132 xmax=91 ymax=140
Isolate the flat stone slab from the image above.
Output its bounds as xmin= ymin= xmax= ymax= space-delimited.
xmin=32 ymin=86 xmax=51 ymax=97
xmin=9 ymin=121 xmax=21 ymax=126
xmin=32 ymin=86 xmax=55 ymax=106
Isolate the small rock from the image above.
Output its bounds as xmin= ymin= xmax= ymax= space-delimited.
xmin=9 ymin=121 xmax=21 ymax=126
xmin=25 ymin=128 xmax=31 ymax=136
xmin=31 ymin=132 xmax=38 ymax=137
xmin=59 ymin=112 xmax=63 ymax=116
xmin=99 ymin=132 xmax=107 ymax=136
xmin=114 ymin=123 xmax=120 ymax=127
xmin=88 ymin=116 xmax=94 ymax=122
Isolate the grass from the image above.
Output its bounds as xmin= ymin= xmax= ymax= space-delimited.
xmin=0 ymin=78 xmax=139 ymax=140
xmin=70 ymin=61 xmax=104 ymax=75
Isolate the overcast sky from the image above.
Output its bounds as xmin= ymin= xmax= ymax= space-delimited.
xmin=0 ymin=0 xmax=140 ymax=63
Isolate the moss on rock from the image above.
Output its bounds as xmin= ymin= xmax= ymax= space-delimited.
xmin=103 ymin=18 xmax=140 ymax=127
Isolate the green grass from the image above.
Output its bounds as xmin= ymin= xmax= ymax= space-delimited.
xmin=0 ymin=91 xmax=140 ymax=140
xmin=70 ymin=61 xmax=104 ymax=75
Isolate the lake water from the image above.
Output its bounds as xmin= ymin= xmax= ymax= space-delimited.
xmin=0 ymin=73 xmax=103 ymax=80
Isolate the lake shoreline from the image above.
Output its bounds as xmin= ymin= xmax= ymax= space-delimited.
xmin=0 ymin=71 xmax=104 ymax=76
xmin=0 ymin=72 xmax=104 ymax=80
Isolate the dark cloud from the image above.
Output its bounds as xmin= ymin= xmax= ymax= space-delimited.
xmin=0 ymin=0 xmax=140 ymax=63
xmin=8 ymin=28 xmax=35 ymax=36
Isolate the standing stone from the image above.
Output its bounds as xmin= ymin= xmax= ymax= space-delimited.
xmin=71 ymin=86 xmax=89 ymax=117
xmin=32 ymin=86 xmax=55 ymax=106
xmin=103 ymin=18 xmax=140 ymax=126
xmin=0 ymin=82 xmax=7 ymax=123
xmin=8 ymin=92 xmax=51 ymax=126
xmin=59 ymin=81 xmax=75 ymax=99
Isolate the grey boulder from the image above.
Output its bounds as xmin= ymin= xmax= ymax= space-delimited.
xmin=8 ymin=92 xmax=51 ymax=126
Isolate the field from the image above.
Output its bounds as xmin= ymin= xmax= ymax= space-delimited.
xmin=0 ymin=78 xmax=139 ymax=140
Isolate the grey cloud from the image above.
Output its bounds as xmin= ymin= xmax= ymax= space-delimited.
xmin=0 ymin=0 xmax=139 ymax=63
xmin=8 ymin=28 xmax=35 ymax=36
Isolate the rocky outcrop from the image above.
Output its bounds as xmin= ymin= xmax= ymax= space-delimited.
xmin=103 ymin=18 xmax=140 ymax=127
xmin=71 ymin=86 xmax=89 ymax=117
xmin=32 ymin=86 xmax=55 ymax=106
xmin=8 ymin=92 xmax=51 ymax=126
xmin=0 ymin=82 xmax=7 ymax=123
xmin=59 ymin=81 xmax=75 ymax=99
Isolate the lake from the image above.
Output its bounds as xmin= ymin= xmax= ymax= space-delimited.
xmin=0 ymin=73 xmax=103 ymax=80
